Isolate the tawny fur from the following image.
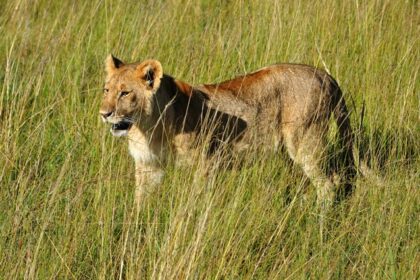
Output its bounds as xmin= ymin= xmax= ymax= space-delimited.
xmin=100 ymin=55 xmax=355 ymax=205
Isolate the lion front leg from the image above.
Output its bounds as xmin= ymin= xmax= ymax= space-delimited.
xmin=134 ymin=162 xmax=164 ymax=206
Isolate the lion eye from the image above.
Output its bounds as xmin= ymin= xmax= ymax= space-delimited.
xmin=103 ymin=88 xmax=109 ymax=95
xmin=119 ymin=91 xmax=131 ymax=98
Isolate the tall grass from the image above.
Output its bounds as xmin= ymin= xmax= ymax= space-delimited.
xmin=0 ymin=0 xmax=418 ymax=278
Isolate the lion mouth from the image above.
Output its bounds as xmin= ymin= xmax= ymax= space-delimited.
xmin=110 ymin=120 xmax=133 ymax=137
xmin=112 ymin=121 xmax=132 ymax=131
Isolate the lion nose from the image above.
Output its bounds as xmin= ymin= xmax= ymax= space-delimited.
xmin=100 ymin=111 xmax=113 ymax=119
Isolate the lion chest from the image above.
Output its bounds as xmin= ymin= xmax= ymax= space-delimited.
xmin=128 ymin=141 xmax=158 ymax=164
xmin=127 ymin=127 xmax=160 ymax=164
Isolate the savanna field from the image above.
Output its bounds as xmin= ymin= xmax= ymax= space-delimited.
xmin=0 ymin=0 xmax=419 ymax=279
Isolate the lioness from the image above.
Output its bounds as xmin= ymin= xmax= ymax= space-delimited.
xmin=100 ymin=55 xmax=355 ymax=206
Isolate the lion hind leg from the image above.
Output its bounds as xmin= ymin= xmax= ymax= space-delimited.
xmin=283 ymin=124 xmax=335 ymax=208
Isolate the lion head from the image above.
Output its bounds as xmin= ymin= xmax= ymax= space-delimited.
xmin=99 ymin=55 xmax=163 ymax=136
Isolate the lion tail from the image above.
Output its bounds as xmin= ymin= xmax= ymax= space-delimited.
xmin=331 ymin=79 xmax=384 ymax=189
xmin=333 ymin=82 xmax=355 ymax=164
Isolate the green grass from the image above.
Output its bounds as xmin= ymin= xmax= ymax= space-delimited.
xmin=0 ymin=0 xmax=419 ymax=278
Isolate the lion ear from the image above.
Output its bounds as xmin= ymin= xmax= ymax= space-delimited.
xmin=136 ymin=59 xmax=163 ymax=91
xmin=105 ymin=54 xmax=124 ymax=74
